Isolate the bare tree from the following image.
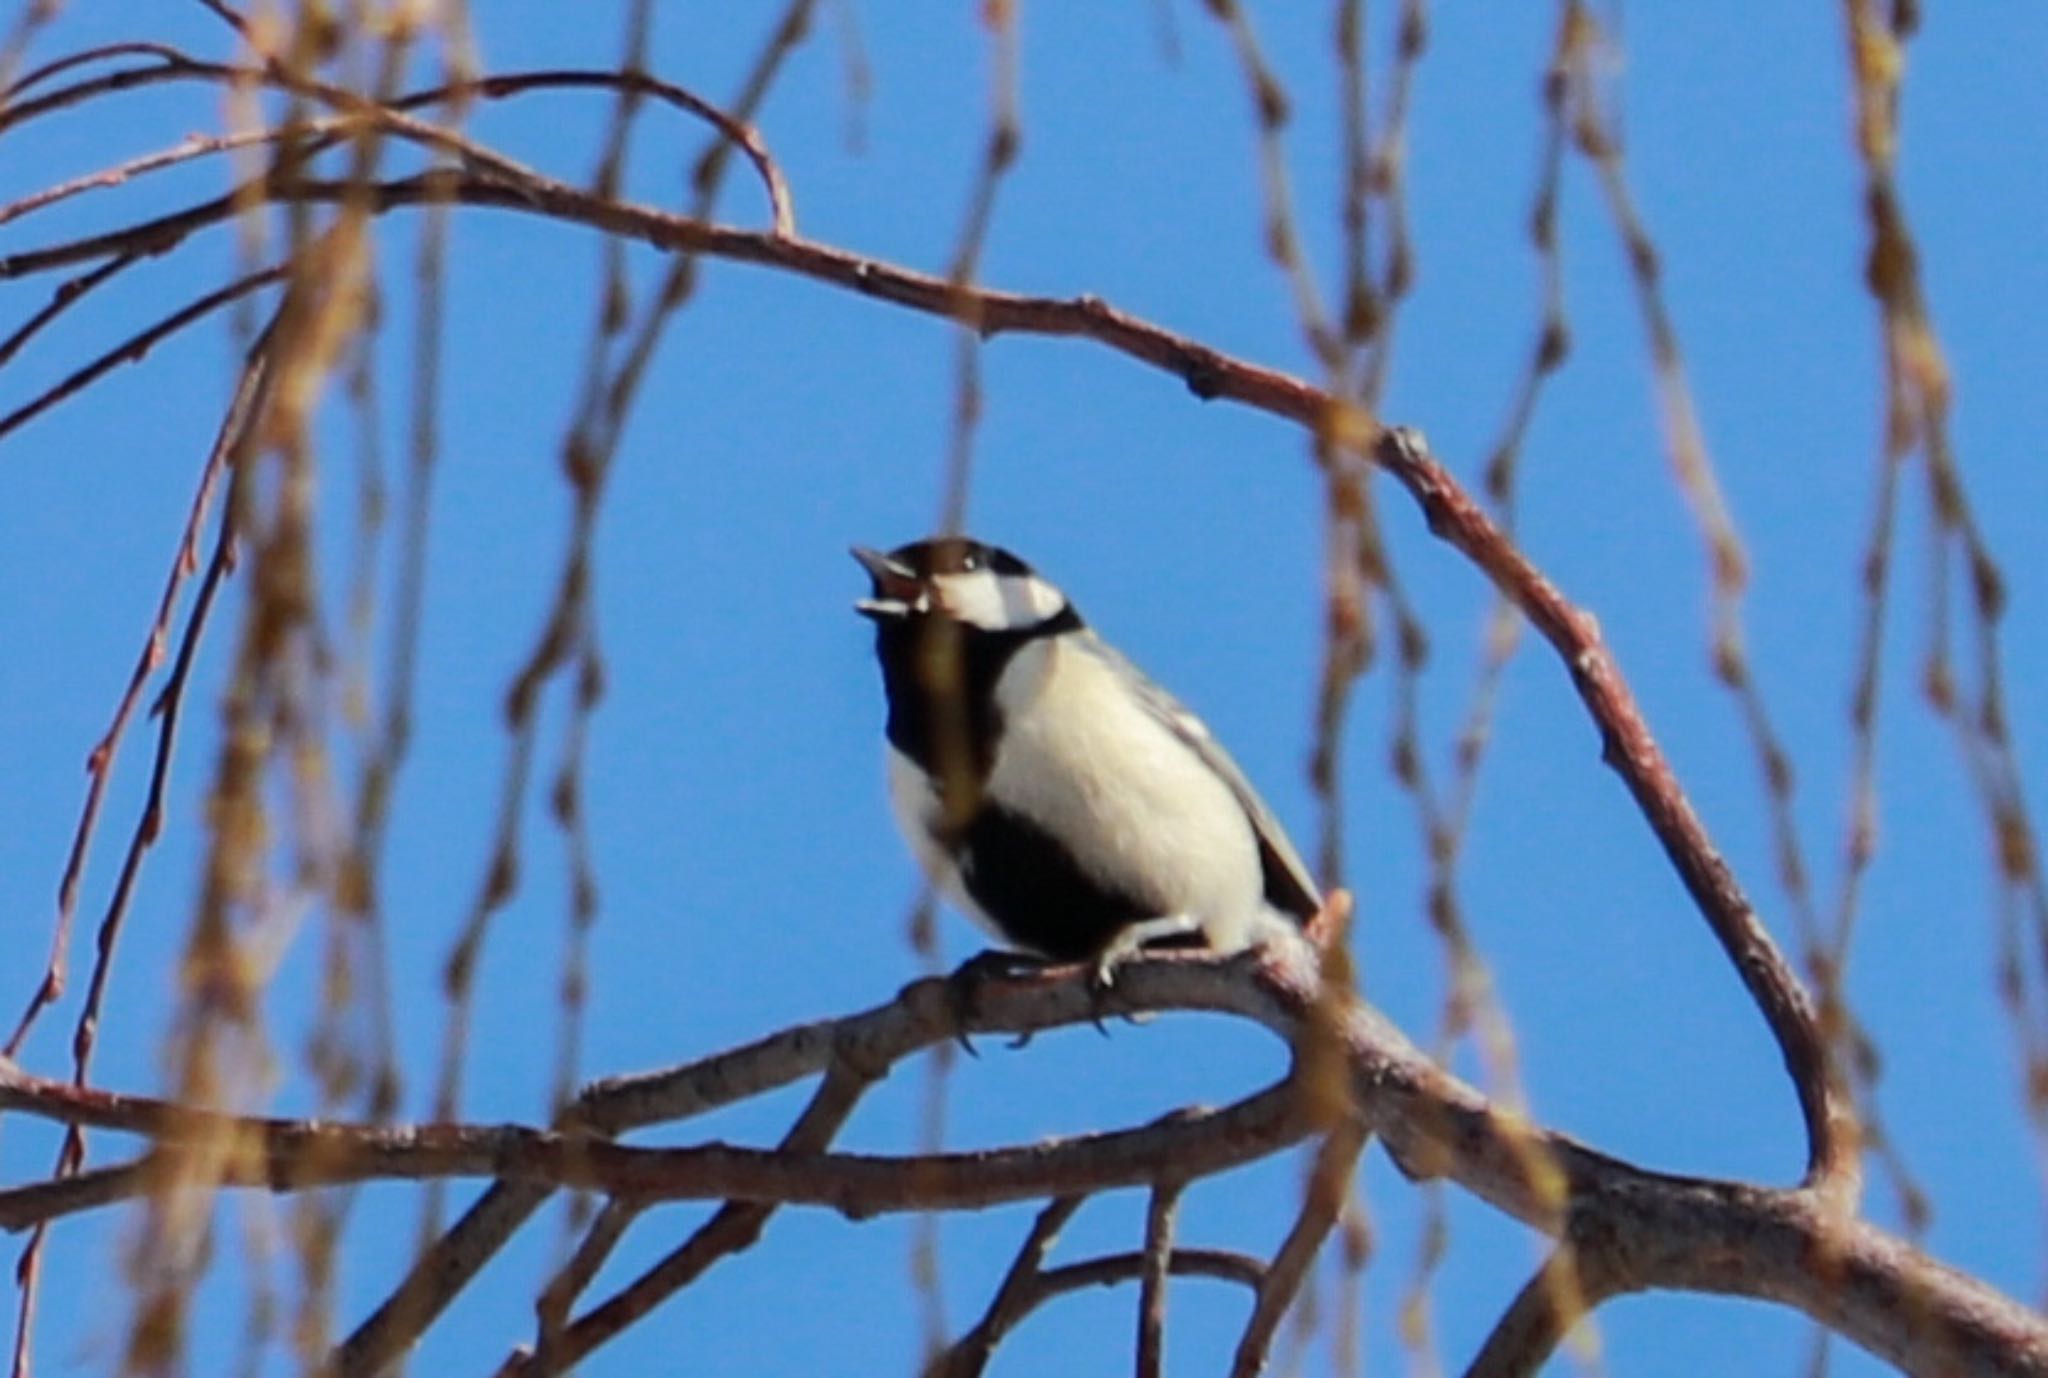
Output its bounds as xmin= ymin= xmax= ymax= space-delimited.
xmin=1 ymin=3 xmax=2044 ymax=1376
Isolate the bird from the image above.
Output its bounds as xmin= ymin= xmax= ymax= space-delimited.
xmin=852 ymin=536 xmax=1320 ymax=984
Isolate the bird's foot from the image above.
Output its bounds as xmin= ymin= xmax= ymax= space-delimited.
xmin=1086 ymin=915 xmax=1205 ymax=1032
xmin=946 ymin=949 xmax=1058 ymax=1053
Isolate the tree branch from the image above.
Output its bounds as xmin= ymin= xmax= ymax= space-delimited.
xmin=0 ymin=53 xmax=791 ymax=236
xmin=1461 ymin=1242 xmax=1619 ymax=1378
xmin=938 ymin=1241 xmax=1264 ymax=1378
xmin=926 ymin=1196 xmax=1084 ymax=1378
xmin=0 ymin=1064 xmax=1304 ymax=1230
xmin=0 ymin=946 xmax=2036 ymax=1375
xmin=1137 ymin=1180 xmax=1184 ymax=1378
xmin=328 ymin=1181 xmax=545 ymax=1378
xmin=503 ymin=1061 xmax=877 ymax=1378
xmin=0 ymin=160 xmax=1851 ymax=1186
xmin=1038 ymin=1249 xmax=1267 ymax=1303
xmin=1230 ymin=1116 xmax=1372 ymax=1377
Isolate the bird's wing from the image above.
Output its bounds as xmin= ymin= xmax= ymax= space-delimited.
xmin=1076 ymin=634 xmax=1323 ymax=924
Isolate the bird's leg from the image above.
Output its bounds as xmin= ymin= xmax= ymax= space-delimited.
xmin=1083 ymin=915 xmax=1203 ymax=1031
xmin=946 ymin=948 xmax=1058 ymax=1053
xmin=1092 ymin=915 xmax=1204 ymax=987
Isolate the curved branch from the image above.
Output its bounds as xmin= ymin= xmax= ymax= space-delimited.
xmin=1368 ymin=427 xmax=1856 ymax=1191
xmin=1 ymin=43 xmax=195 ymax=103
xmin=0 ymin=53 xmax=792 ymax=236
xmin=934 ymin=1245 xmax=1264 ymax=1378
xmin=0 ymin=1065 xmax=1305 ymax=1230
xmin=0 ymin=947 xmax=2036 ymax=1376
xmin=1037 ymin=1248 xmax=1265 ymax=1298
xmin=0 ymin=162 xmax=1853 ymax=1187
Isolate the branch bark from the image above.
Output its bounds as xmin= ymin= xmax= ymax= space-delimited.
xmin=0 ymin=1061 xmax=1304 ymax=1227
xmin=0 ymin=945 xmax=2037 ymax=1376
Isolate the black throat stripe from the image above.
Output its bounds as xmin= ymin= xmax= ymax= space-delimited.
xmin=871 ymin=607 xmax=1081 ymax=786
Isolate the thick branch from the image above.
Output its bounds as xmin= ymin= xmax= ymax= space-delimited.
xmin=0 ymin=1056 xmax=1305 ymax=1228
xmin=0 ymin=948 xmax=2037 ymax=1376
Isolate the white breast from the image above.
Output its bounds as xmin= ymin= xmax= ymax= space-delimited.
xmin=995 ymin=636 xmax=1270 ymax=950
xmin=885 ymin=634 xmax=1283 ymax=955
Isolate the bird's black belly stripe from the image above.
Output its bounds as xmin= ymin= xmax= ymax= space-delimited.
xmin=959 ymin=804 xmax=1162 ymax=962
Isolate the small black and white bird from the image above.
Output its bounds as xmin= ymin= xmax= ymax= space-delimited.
xmin=853 ymin=537 xmax=1320 ymax=979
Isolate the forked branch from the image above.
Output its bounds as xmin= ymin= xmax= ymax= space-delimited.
xmin=0 ymin=945 xmax=2034 ymax=1376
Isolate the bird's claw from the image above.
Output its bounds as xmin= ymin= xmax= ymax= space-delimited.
xmin=946 ymin=949 xmax=1054 ymax=1052
xmin=1084 ymin=951 xmax=1127 ymax=1036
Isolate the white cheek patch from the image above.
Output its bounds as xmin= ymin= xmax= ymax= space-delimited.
xmin=933 ymin=569 xmax=1066 ymax=631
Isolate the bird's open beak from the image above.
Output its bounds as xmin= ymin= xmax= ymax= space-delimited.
xmin=851 ymin=545 xmax=923 ymax=619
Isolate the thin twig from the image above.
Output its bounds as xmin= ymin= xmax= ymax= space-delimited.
xmin=0 ymin=263 xmax=286 ymax=442
xmin=1840 ymin=0 xmax=2046 ymax=1234
xmin=1137 ymin=1181 xmax=1184 ymax=1378
xmin=925 ymin=1196 xmax=1084 ymax=1378
xmin=1230 ymin=1117 xmax=1371 ymax=1377
xmin=0 ymin=253 xmax=138 ymax=369
xmin=1355 ymin=0 xmax=1426 ymax=405
xmin=1462 ymin=1243 xmax=1618 ymax=1378
xmin=916 ymin=1 xmax=1026 ymax=1297
xmin=0 ymin=329 xmax=258 ymax=1058
xmin=532 ymin=1197 xmax=641 ymax=1368
xmin=418 ymin=0 xmax=654 ymax=1252
xmin=1202 ymin=0 xmax=1339 ymax=368
xmin=507 ymin=1060 xmax=874 ymax=1378
xmin=0 ymin=53 xmax=792 ymax=236
xmin=931 ymin=0 xmax=1020 ymax=535
xmin=6 ymin=306 xmax=276 ymax=1378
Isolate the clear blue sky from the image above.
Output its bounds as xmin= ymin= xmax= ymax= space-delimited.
xmin=3 ymin=4 xmax=2046 ymax=1375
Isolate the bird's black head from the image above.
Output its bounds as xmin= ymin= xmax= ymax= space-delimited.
xmin=850 ymin=538 xmax=1080 ymax=637
xmin=853 ymin=538 xmax=1083 ymax=782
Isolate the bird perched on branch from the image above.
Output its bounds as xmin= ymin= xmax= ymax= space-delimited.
xmin=853 ymin=537 xmax=1320 ymax=985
